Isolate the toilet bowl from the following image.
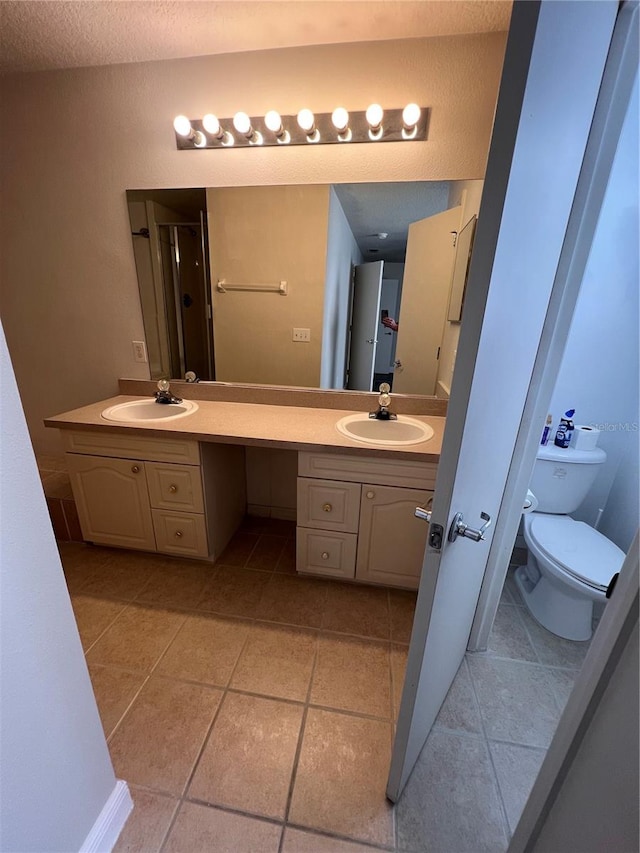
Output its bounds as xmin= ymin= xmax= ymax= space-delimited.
xmin=516 ymin=512 xmax=624 ymax=640
xmin=514 ymin=443 xmax=625 ymax=641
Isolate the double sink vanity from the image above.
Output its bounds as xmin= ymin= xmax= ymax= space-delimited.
xmin=45 ymin=381 xmax=445 ymax=591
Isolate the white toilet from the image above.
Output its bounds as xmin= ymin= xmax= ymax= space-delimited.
xmin=514 ymin=444 xmax=625 ymax=641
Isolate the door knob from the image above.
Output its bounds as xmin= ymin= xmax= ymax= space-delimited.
xmin=366 ymin=338 xmax=378 ymax=344
xmin=448 ymin=511 xmax=492 ymax=543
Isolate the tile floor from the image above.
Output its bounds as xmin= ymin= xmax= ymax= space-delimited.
xmin=59 ymin=520 xmax=591 ymax=852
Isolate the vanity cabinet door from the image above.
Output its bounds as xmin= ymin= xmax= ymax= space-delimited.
xmin=356 ymin=485 xmax=432 ymax=589
xmin=66 ymin=453 xmax=156 ymax=551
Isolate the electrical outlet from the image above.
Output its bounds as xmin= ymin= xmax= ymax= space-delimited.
xmin=292 ymin=328 xmax=311 ymax=342
xmin=132 ymin=340 xmax=148 ymax=363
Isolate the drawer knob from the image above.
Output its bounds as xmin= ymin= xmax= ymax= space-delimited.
xmin=322 ymin=503 xmax=332 ymax=513
xmin=174 ymin=530 xmax=183 ymax=538
xmin=321 ymin=551 xmax=330 ymax=560
xmin=366 ymin=490 xmax=375 ymax=499
xmin=131 ymin=465 xmax=140 ymax=474
xmin=169 ymin=484 xmax=178 ymax=493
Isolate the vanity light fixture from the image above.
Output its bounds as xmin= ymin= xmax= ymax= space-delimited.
xmin=173 ymin=104 xmax=428 ymax=150
xmin=233 ymin=111 xmax=263 ymax=145
xmin=264 ymin=110 xmax=290 ymax=144
xmin=331 ymin=107 xmax=351 ymax=142
xmin=297 ymin=108 xmax=320 ymax=143
xmin=202 ymin=113 xmax=234 ymax=146
xmin=173 ymin=114 xmax=206 ymax=147
xmin=402 ymin=103 xmax=422 ymax=139
xmin=366 ymin=103 xmax=384 ymax=140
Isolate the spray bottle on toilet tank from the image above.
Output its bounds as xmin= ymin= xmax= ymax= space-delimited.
xmin=554 ymin=409 xmax=576 ymax=448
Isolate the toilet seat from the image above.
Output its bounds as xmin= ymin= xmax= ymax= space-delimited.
xmin=527 ymin=514 xmax=625 ymax=591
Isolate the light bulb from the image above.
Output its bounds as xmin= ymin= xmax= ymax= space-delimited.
xmin=264 ymin=110 xmax=283 ymax=134
xmin=233 ymin=111 xmax=252 ymax=135
xmin=202 ymin=113 xmax=221 ymax=136
xmin=297 ymin=109 xmax=315 ymax=133
xmin=402 ymin=103 xmax=421 ymax=129
xmin=173 ymin=115 xmax=192 ymax=137
xmin=331 ymin=107 xmax=349 ymax=132
xmin=366 ymin=103 xmax=383 ymax=129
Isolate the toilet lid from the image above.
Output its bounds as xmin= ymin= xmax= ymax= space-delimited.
xmin=529 ymin=515 xmax=625 ymax=590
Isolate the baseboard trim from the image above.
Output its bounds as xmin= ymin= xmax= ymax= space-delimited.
xmin=79 ymin=780 xmax=133 ymax=852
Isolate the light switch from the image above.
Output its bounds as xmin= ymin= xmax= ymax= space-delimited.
xmin=293 ymin=328 xmax=311 ymax=342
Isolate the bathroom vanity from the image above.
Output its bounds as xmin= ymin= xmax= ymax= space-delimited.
xmin=45 ymin=385 xmax=444 ymax=590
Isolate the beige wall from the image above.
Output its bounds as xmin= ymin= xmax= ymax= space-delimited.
xmin=208 ymin=185 xmax=329 ymax=386
xmin=0 ymin=33 xmax=506 ymax=453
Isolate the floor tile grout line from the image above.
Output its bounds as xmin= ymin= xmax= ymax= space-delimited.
xmin=105 ymin=610 xmax=189 ymax=745
xmin=510 ymin=599 xmax=545 ymax=666
xmin=279 ymin=630 xmax=320 ymax=851
xmin=285 ymin=821 xmax=396 ymax=852
xmin=464 ymin=654 xmax=513 ymax=846
xmin=158 ymin=621 xmax=255 ymax=852
xmin=79 ymin=599 xmax=133 ymax=656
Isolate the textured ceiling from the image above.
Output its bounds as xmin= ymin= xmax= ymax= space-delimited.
xmin=127 ymin=183 xmax=453 ymax=264
xmin=0 ymin=0 xmax=512 ymax=74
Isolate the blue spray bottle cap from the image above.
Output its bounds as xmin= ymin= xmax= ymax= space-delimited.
xmin=565 ymin=409 xmax=575 ymax=418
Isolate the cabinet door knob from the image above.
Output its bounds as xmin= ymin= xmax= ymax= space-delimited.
xmin=321 ymin=551 xmax=330 ymax=560
xmin=131 ymin=465 xmax=140 ymax=474
xmin=322 ymin=503 xmax=332 ymax=513
xmin=366 ymin=490 xmax=375 ymax=499
xmin=174 ymin=530 xmax=183 ymax=538
xmin=169 ymin=484 xmax=178 ymax=493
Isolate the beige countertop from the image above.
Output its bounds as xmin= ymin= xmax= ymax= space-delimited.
xmin=45 ymin=395 xmax=444 ymax=462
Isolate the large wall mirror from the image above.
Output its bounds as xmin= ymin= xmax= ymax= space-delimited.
xmin=127 ymin=182 xmax=477 ymax=397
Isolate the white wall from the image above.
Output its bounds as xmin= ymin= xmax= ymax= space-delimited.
xmin=321 ymin=186 xmax=363 ymax=388
xmin=0 ymin=320 xmax=120 ymax=851
xmin=549 ymin=75 xmax=639 ymax=552
xmin=532 ymin=621 xmax=639 ymax=852
xmin=0 ymin=33 xmax=506 ymax=453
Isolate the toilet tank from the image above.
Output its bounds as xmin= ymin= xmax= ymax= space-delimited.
xmin=530 ymin=445 xmax=606 ymax=514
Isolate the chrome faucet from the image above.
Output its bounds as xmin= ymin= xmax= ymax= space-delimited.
xmin=369 ymin=382 xmax=397 ymax=420
xmin=154 ymin=379 xmax=183 ymax=405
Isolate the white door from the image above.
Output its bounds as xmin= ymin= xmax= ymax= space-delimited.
xmin=387 ymin=0 xmax=618 ymax=801
xmin=392 ymin=207 xmax=459 ymax=395
xmin=375 ymin=279 xmax=399 ymax=374
xmin=347 ymin=261 xmax=383 ymax=391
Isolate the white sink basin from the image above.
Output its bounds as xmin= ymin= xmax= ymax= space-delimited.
xmin=336 ymin=413 xmax=434 ymax=446
xmin=101 ymin=398 xmax=198 ymax=423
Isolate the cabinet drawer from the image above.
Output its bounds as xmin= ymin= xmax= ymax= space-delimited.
xmin=152 ymin=510 xmax=209 ymax=558
xmin=298 ymin=451 xmax=437 ymax=490
xmin=146 ymin=462 xmax=204 ymax=513
xmin=297 ymin=478 xmax=361 ymax=533
xmin=62 ymin=430 xmax=200 ymax=464
xmin=296 ymin=528 xmax=357 ymax=580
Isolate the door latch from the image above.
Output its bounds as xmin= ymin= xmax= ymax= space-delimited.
xmin=448 ymin=511 xmax=492 ymax=543
xmin=414 ymin=503 xmax=443 ymax=551
xmin=428 ymin=523 xmax=444 ymax=550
